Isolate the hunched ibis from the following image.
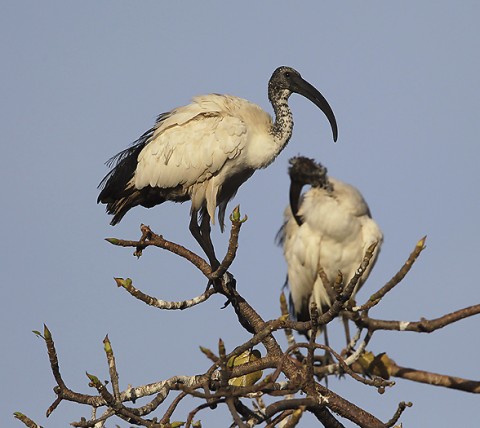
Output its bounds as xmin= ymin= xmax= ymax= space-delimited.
xmin=98 ymin=67 xmax=338 ymax=268
xmin=278 ymin=157 xmax=382 ymax=335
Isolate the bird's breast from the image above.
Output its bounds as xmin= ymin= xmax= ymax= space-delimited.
xmin=300 ymin=192 xmax=362 ymax=243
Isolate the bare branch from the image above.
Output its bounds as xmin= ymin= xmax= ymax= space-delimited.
xmin=265 ymin=409 xmax=301 ymax=428
xmin=310 ymin=407 xmax=345 ymax=428
xmin=103 ymin=335 xmax=121 ymax=402
xmin=384 ymin=401 xmax=413 ymax=428
xmin=289 ymin=341 xmax=394 ymax=390
xmin=70 ymin=409 xmax=114 ymax=428
xmin=106 ymin=225 xmax=212 ymax=276
xmin=210 ymin=205 xmax=246 ymax=280
xmin=85 ymin=373 xmax=149 ymax=426
xmin=316 ymin=242 xmax=379 ymax=328
xmin=13 ymin=412 xmax=43 ymax=428
xmin=114 ymin=277 xmax=217 ymax=309
xmin=355 ymin=304 xmax=480 ymax=333
xmin=226 ymin=397 xmax=249 ymax=428
xmin=358 ymin=237 xmax=426 ymax=311
xmin=159 ymin=391 xmax=188 ymax=425
xmin=24 ymin=210 xmax=479 ymax=428
xmin=390 ymin=363 xmax=480 ymax=393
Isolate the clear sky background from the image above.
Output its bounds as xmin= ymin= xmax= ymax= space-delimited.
xmin=2 ymin=2 xmax=479 ymax=427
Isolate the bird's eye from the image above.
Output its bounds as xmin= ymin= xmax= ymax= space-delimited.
xmin=285 ymin=72 xmax=291 ymax=78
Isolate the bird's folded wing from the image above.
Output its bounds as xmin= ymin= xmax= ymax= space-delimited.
xmin=134 ymin=113 xmax=248 ymax=190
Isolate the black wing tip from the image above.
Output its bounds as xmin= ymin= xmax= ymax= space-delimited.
xmin=275 ymin=222 xmax=287 ymax=246
xmin=109 ymin=215 xmax=122 ymax=226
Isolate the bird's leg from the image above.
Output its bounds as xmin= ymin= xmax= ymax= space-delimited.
xmin=189 ymin=211 xmax=220 ymax=271
xmin=189 ymin=211 xmax=239 ymax=313
xmin=322 ymin=325 xmax=334 ymax=367
xmin=196 ymin=212 xmax=241 ymax=313
xmin=199 ymin=211 xmax=220 ymax=271
xmin=342 ymin=315 xmax=352 ymax=348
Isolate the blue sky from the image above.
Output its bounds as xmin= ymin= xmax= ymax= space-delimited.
xmin=2 ymin=2 xmax=479 ymax=426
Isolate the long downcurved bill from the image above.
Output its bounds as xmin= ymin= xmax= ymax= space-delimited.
xmin=289 ymin=180 xmax=304 ymax=227
xmin=290 ymin=75 xmax=338 ymax=142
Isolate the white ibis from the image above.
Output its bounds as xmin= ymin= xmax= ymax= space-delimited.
xmin=98 ymin=67 xmax=338 ymax=268
xmin=278 ymin=157 xmax=383 ymax=334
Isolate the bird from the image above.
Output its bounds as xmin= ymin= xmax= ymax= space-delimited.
xmin=98 ymin=66 xmax=338 ymax=269
xmin=278 ymin=156 xmax=383 ymax=338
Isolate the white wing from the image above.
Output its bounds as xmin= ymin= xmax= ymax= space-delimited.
xmin=134 ymin=95 xmax=248 ymax=190
xmin=131 ymin=94 xmax=268 ymax=221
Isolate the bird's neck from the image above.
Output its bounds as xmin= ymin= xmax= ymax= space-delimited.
xmin=269 ymin=89 xmax=294 ymax=151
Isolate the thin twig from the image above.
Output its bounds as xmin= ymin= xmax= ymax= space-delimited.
xmin=210 ymin=205 xmax=246 ymax=280
xmin=159 ymin=391 xmax=188 ymax=424
xmin=226 ymin=397 xmax=249 ymax=428
xmin=13 ymin=413 xmax=43 ymax=428
xmin=185 ymin=399 xmax=226 ymax=428
xmin=390 ymin=363 xmax=480 ymax=393
xmin=384 ymin=401 xmax=413 ymax=427
xmin=358 ymin=237 xmax=426 ymax=312
xmin=293 ymin=341 xmax=393 ymax=390
xmin=103 ymin=335 xmax=121 ymax=402
xmin=265 ymin=409 xmax=297 ymax=428
xmin=106 ymin=225 xmax=211 ymax=276
xmin=310 ymin=406 xmax=345 ymax=428
xmin=114 ymin=277 xmax=217 ymax=309
xmin=86 ymin=373 xmax=150 ymax=426
xmin=306 ymin=303 xmax=319 ymax=390
xmin=279 ymin=292 xmax=304 ymax=362
xmin=70 ymin=409 xmax=114 ymax=428
xmin=355 ymin=304 xmax=480 ymax=333
xmin=314 ymin=243 xmax=379 ymax=329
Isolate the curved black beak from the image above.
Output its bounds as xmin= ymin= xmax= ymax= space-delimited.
xmin=287 ymin=156 xmax=331 ymax=227
xmin=290 ymin=75 xmax=338 ymax=142
xmin=289 ymin=179 xmax=304 ymax=227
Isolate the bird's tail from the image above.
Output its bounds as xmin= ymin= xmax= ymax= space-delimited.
xmin=102 ymin=190 xmax=140 ymax=226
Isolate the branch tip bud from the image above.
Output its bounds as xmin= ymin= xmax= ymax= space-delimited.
xmin=218 ymin=338 xmax=226 ymax=358
xmin=114 ymin=277 xmax=132 ymax=288
xmin=103 ymin=335 xmax=112 ymax=353
xmin=199 ymin=346 xmax=210 ymax=355
xmin=417 ymin=236 xmax=427 ymax=249
xmin=43 ymin=324 xmax=51 ymax=340
xmin=230 ymin=205 xmax=241 ymax=222
xmin=86 ymin=372 xmax=100 ymax=385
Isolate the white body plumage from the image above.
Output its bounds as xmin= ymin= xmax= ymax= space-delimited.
xmin=281 ymin=177 xmax=383 ymax=322
xmin=132 ymin=94 xmax=279 ymax=226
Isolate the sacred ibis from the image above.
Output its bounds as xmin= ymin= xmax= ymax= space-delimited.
xmin=98 ymin=67 xmax=338 ymax=268
xmin=278 ymin=157 xmax=382 ymax=335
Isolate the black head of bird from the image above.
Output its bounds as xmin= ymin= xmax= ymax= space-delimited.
xmin=268 ymin=66 xmax=338 ymax=143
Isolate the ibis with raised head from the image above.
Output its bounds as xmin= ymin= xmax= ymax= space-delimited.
xmin=278 ymin=157 xmax=383 ymax=334
xmin=98 ymin=67 xmax=338 ymax=268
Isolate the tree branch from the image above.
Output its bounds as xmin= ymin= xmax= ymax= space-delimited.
xmin=358 ymin=237 xmax=426 ymax=312
xmin=355 ymin=304 xmax=480 ymax=333
xmin=106 ymin=225 xmax=211 ymax=276
xmin=390 ymin=363 xmax=480 ymax=393
xmin=114 ymin=277 xmax=217 ymax=309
